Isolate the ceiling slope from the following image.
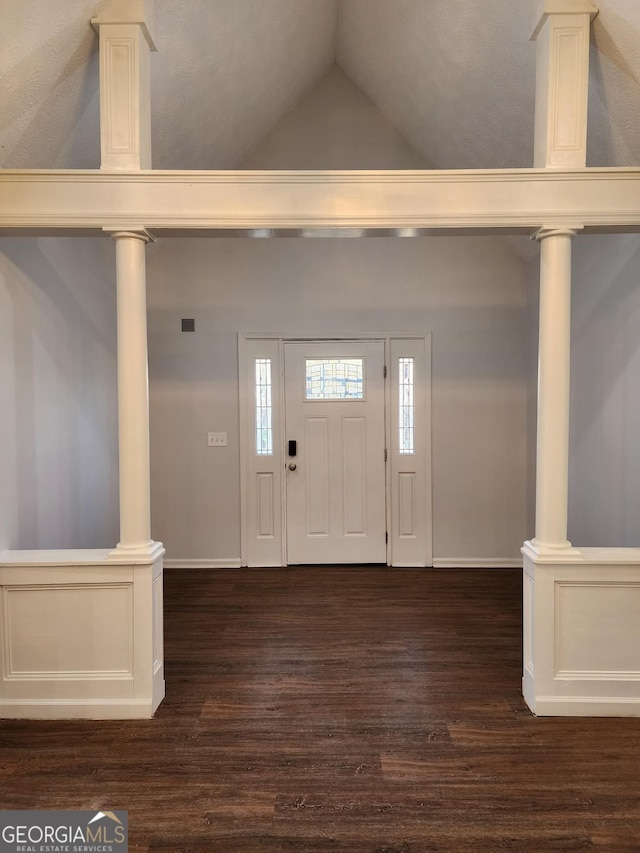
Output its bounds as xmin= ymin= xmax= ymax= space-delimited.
xmin=0 ymin=0 xmax=101 ymax=169
xmin=337 ymin=0 xmax=537 ymax=170
xmin=337 ymin=0 xmax=640 ymax=169
xmin=241 ymin=65 xmax=427 ymax=170
xmin=151 ymin=0 xmax=339 ymax=169
xmin=0 ymin=0 xmax=638 ymax=171
xmin=587 ymin=0 xmax=640 ymax=165
xmin=0 ymin=0 xmax=340 ymax=169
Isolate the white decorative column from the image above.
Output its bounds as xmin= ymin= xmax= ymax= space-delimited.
xmin=530 ymin=0 xmax=598 ymax=168
xmin=96 ymin=1 xmax=164 ymax=718
xmin=518 ymin=0 xmax=640 ymax=720
xmin=92 ymin=0 xmax=162 ymax=565
xmin=109 ymin=229 xmax=163 ymax=563
xmin=525 ymin=0 xmax=597 ymax=560
xmin=91 ymin=0 xmax=157 ymax=170
xmin=530 ymin=226 xmax=580 ymax=555
xmin=523 ymin=223 xmax=640 ymax=716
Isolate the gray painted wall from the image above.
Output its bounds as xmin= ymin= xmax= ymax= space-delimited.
xmin=569 ymin=233 xmax=640 ymax=546
xmin=0 ymin=237 xmax=119 ymax=551
xmin=242 ymin=66 xmax=427 ymax=169
xmin=147 ymin=235 xmax=528 ymax=563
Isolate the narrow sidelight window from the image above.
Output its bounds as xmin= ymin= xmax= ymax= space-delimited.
xmin=255 ymin=358 xmax=273 ymax=454
xmin=398 ymin=357 xmax=415 ymax=454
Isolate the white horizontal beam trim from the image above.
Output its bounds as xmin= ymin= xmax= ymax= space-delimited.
xmin=1 ymin=169 xmax=639 ymax=235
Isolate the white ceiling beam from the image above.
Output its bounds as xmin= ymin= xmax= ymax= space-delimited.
xmin=0 ymin=169 xmax=639 ymax=236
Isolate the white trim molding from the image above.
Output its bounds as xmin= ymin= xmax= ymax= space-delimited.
xmin=163 ymin=559 xmax=242 ymax=569
xmin=433 ymin=558 xmax=523 ymax=569
xmin=1 ymin=169 xmax=640 ymax=235
xmin=239 ymin=334 xmax=432 ymax=568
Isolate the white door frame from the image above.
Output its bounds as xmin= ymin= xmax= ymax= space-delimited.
xmin=239 ymin=333 xmax=432 ymax=567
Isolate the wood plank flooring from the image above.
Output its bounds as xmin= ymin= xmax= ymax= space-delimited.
xmin=1 ymin=567 xmax=639 ymax=851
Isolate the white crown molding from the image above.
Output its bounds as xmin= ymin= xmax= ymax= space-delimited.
xmin=531 ymin=0 xmax=598 ymax=40
xmin=91 ymin=0 xmax=158 ymax=51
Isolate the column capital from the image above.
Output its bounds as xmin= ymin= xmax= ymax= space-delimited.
xmin=531 ymin=0 xmax=598 ymax=41
xmin=91 ymin=0 xmax=157 ymax=51
xmin=106 ymin=228 xmax=154 ymax=244
xmin=533 ymin=225 xmax=582 ymax=242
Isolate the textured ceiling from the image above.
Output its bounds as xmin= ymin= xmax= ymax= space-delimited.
xmin=152 ymin=0 xmax=339 ymax=169
xmin=338 ymin=0 xmax=640 ymax=169
xmin=1 ymin=0 xmax=639 ymax=171
xmin=338 ymin=0 xmax=537 ymax=170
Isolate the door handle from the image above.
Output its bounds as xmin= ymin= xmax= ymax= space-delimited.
xmin=288 ymin=463 xmax=297 ymax=471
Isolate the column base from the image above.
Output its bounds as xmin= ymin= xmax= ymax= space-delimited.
xmin=522 ymin=539 xmax=583 ymax=562
xmin=108 ymin=539 xmax=165 ymax=564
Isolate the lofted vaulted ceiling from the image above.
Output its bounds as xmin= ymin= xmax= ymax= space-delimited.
xmin=1 ymin=0 xmax=639 ymax=172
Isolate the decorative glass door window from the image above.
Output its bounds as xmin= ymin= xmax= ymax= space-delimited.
xmin=305 ymin=358 xmax=364 ymax=400
xmin=398 ymin=357 xmax=415 ymax=454
xmin=255 ymin=358 xmax=273 ymax=454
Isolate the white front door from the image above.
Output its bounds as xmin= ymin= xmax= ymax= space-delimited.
xmin=284 ymin=341 xmax=387 ymax=564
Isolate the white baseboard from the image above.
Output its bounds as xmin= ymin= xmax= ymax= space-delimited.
xmin=524 ymin=670 xmax=640 ymax=717
xmin=432 ymin=557 xmax=522 ymax=569
xmin=165 ymin=558 xmax=522 ymax=569
xmin=524 ymin=698 xmax=640 ymax=717
xmin=0 ymin=698 xmax=162 ymax=720
xmin=163 ymin=558 xmax=242 ymax=569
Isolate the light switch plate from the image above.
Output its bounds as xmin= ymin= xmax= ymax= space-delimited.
xmin=208 ymin=432 xmax=227 ymax=447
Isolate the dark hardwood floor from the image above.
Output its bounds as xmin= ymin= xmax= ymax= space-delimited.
xmin=1 ymin=567 xmax=639 ymax=851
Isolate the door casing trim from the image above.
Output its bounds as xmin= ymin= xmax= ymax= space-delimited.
xmin=238 ymin=332 xmax=432 ymax=567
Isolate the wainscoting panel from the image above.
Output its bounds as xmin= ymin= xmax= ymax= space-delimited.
xmin=0 ymin=549 xmax=164 ymax=719
xmin=522 ymin=544 xmax=640 ymax=716
xmin=4 ymin=583 xmax=133 ymax=678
